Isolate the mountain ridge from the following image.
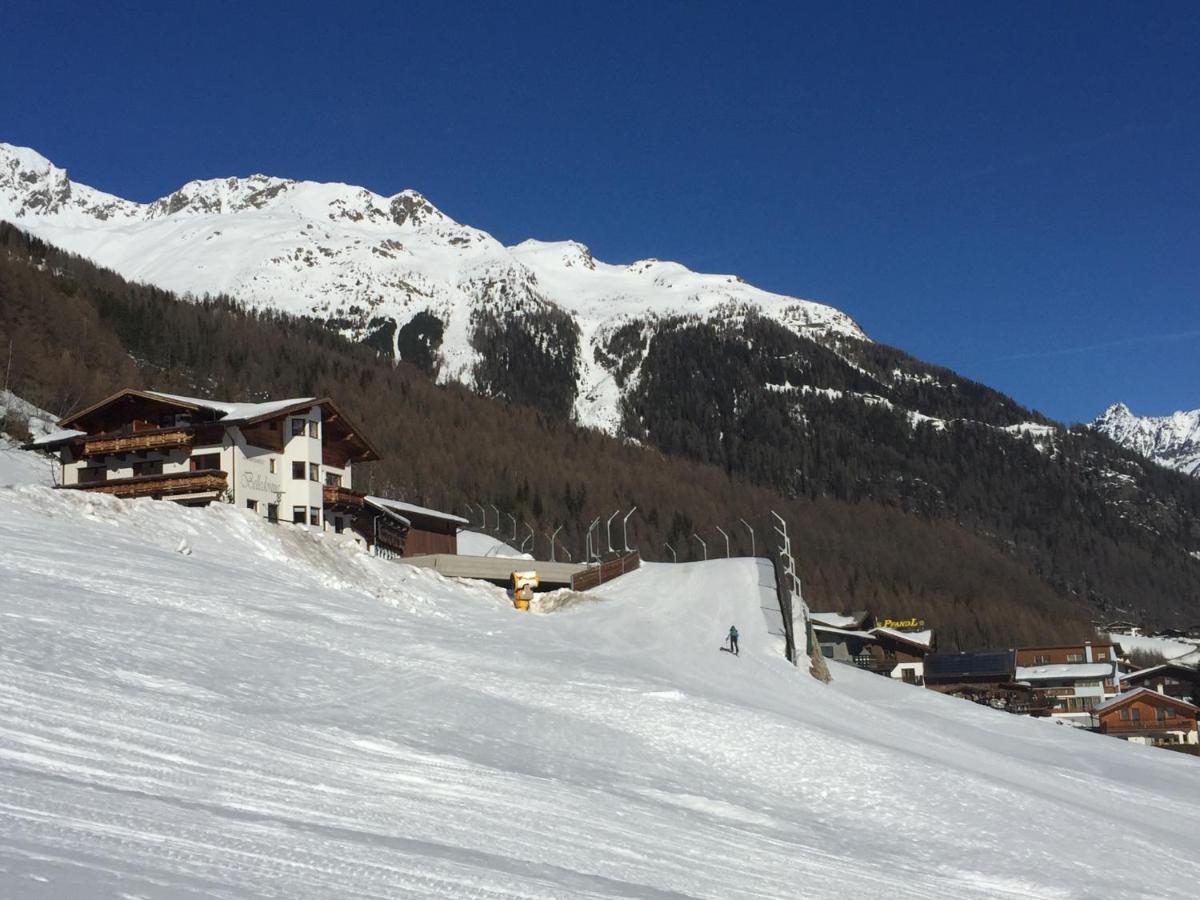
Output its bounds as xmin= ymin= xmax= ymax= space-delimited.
xmin=1093 ymin=402 xmax=1200 ymax=478
xmin=0 ymin=141 xmax=863 ymax=432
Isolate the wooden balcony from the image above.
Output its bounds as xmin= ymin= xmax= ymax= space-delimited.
xmin=1101 ymin=718 xmax=1196 ymax=734
xmin=83 ymin=428 xmax=194 ymax=457
xmin=323 ymin=485 xmax=366 ymax=510
xmin=65 ymin=469 xmax=227 ymax=500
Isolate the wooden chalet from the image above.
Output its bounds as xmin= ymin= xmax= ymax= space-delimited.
xmin=1092 ymin=689 xmax=1200 ymax=747
xmin=811 ymin=611 xmax=936 ymax=684
xmin=1120 ymin=664 xmax=1200 ymax=705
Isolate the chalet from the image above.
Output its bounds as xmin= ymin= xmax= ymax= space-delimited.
xmin=1120 ymin=663 xmax=1200 ymax=705
xmin=924 ymin=650 xmax=1016 ymax=694
xmin=28 ymin=388 xmax=408 ymax=554
xmin=1013 ymin=663 xmax=1118 ymax=723
xmin=811 ymin=624 xmax=931 ymax=686
xmin=1092 ymin=689 xmax=1200 ymax=747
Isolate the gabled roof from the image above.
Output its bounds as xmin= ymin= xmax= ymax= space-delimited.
xmin=1093 ymin=688 xmax=1200 ymax=716
xmin=1122 ymin=663 xmax=1200 ymax=682
xmin=56 ymin=388 xmax=382 ymax=461
xmin=365 ymin=497 xmax=468 ymax=526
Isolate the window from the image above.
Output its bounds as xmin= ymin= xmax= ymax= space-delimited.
xmin=310 ymin=507 xmax=320 ymax=527
xmin=78 ymin=467 xmax=107 ymax=484
xmin=901 ymin=669 xmax=916 ymax=684
xmin=1034 ymin=655 xmax=1050 ymax=665
xmin=190 ymin=453 xmax=220 ymax=472
xmin=309 ymin=463 xmax=319 ymax=482
xmin=1158 ymin=707 xmax=1174 ymax=721
xmin=1131 ymin=708 xmax=1141 ymax=721
xmin=1119 ymin=708 xmax=1130 ymax=721
xmin=133 ymin=460 xmax=163 ymax=477
xmin=246 ymin=499 xmax=257 ymax=513
xmin=1066 ymin=653 xmax=1084 ymax=663
xmin=291 ymin=418 xmax=306 ymax=437
xmin=334 ymin=516 xmax=344 ymax=534
xmin=293 ymin=506 xmax=307 ymax=525
xmin=268 ymin=459 xmax=277 ymax=475
xmin=1096 ymin=652 xmax=1107 ymax=661
xmin=267 ymin=503 xmax=279 ymax=523
xmin=292 ymin=461 xmax=305 ymax=480
xmin=158 ymin=414 xmax=175 ymax=428
xmin=308 ymin=421 xmax=318 ymax=439
xmin=325 ymin=472 xmax=342 ymax=488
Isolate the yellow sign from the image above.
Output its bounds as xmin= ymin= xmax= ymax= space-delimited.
xmin=880 ymin=617 xmax=926 ymax=631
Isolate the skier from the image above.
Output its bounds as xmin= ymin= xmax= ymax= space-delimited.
xmin=727 ymin=625 xmax=739 ymax=656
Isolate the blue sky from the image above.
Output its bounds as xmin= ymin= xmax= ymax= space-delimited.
xmin=3 ymin=1 xmax=1197 ymax=423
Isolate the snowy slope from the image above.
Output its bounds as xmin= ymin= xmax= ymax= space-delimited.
xmin=0 ymin=143 xmax=863 ymax=432
xmin=2 ymin=470 xmax=1200 ymax=896
xmin=1093 ymin=402 xmax=1200 ymax=478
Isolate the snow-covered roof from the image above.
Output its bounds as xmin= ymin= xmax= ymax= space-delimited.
xmin=1093 ymin=688 xmax=1200 ymax=716
xmin=873 ymin=627 xmax=934 ymax=649
xmin=364 ymin=497 xmax=469 ymax=526
xmin=1015 ymin=663 xmax=1113 ymax=682
xmin=362 ymin=497 xmax=411 ymax=527
xmin=809 ymin=611 xmax=863 ymax=629
xmin=143 ymin=391 xmax=317 ymax=423
xmin=26 ymin=427 xmax=86 ymax=447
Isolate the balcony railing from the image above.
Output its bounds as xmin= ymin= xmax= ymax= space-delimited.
xmin=83 ymin=428 xmax=194 ymax=457
xmin=1102 ymin=717 xmax=1196 ymax=733
xmin=65 ymin=469 xmax=227 ymax=500
xmin=323 ymin=485 xmax=366 ymax=509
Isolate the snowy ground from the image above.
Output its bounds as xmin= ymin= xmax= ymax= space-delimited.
xmin=1109 ymin=632 xmax=1200 ymax=663
xmin=1 ymin=470 xmax=1199 ymax=897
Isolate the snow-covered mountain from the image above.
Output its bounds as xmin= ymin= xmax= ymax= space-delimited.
xmin=0 ymin=142 xmax=862 ymax=431
xmin=1092 ymin=402 xmax=1200 ymax=478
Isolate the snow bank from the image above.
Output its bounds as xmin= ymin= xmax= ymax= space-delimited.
xmin=2 ymin=485 xmax=1199 ymax=898
xmin=456 ymin=528 xmax=533 ymax=559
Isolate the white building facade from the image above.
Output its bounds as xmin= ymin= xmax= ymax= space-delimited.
xmin=34 ymin=389 xmax=380 ymax=535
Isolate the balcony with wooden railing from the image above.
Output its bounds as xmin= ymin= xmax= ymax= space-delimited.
xmin=64 ymin=469 xmax=227 ymax=500
xmin=83 ymin=428 xmax=194 ymax=457
xmin=323 ymin=484 xmax=366 ymax=510
xmin=1101 ymin=717 xmax=1197 ymax=735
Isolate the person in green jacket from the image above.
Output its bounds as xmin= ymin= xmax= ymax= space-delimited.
xmin=727 ymin=625 xmax=739 ymax=656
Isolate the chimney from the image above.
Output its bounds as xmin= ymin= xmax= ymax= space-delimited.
xmin=1084 ymin=641 xmax=1093 ymax=663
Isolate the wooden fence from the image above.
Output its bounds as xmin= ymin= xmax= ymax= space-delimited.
xmin=571 ymin=550 xmax=641 ymax=592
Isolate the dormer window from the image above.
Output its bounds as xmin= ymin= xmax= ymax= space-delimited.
xmin=290 ymin=418 xmax=306 ymax=438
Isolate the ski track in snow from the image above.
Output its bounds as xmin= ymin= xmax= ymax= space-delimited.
xmin=0 ymin=480 xmax=1199 ymax=898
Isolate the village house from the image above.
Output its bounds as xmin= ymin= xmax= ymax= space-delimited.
xmin=810 ymin=611 xmax=935 ymax=684
xmin=1013 ymin=642 xmax=1122 ymax=723
xmin=1091 ymin=689 xmax=1200 ymax=747
xmin=28 ymin=388 xmax=411 ymax=555
xmin=1119 ymin=663 xmax=1199 ymax=705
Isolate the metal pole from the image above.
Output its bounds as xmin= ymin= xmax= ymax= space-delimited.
xmin=715 ymin=526 xmax=730 ymax=558
xmin=521 ymin=522 xmax=534 ymax=553
xmin=691 ymin=533 xmax=707 ymax=561
xmin=621 ymin=506 xmax=638 ymax=553
xmin=738 ymin=517 xmax=755 ymax=558
xmin=490 ymin=504 xmax=501 ymax=534
xmin=507 ymin=513 xmax=517 ymax=542
xmin=551 ymin=525 xmax=564 ymax=562
xmin=665 ymin=542 xmax=677 ymax=562
xmin=586 ymin=516 xmax=602 ymax=564
xmin=606 ymin=510 xmax=620 ymax=555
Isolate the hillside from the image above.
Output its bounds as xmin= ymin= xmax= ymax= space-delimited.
xmin=1 ymin=476 xmax=1199 ymax=898
xmin=5 ymin=223 xmax=1200 ymax=637
xmin=1093 ymin=402 xmax=1200 ymax=479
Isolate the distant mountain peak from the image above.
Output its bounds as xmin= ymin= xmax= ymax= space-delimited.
xmin=1092 ymin=402 xmax=1200 ymax=478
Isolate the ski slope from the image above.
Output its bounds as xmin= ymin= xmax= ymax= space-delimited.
xmin=1 ymin=478 xmax=1199 ymax=898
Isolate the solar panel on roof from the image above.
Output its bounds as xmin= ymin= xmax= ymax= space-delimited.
xmin=925 ymin=651 xmax=1014 ymax=679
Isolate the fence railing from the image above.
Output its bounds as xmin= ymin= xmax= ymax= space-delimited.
xmin=571 ymin=550 xmax=641 ymax=592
